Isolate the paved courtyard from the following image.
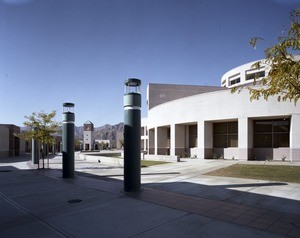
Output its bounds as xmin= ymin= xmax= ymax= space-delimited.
xmin=1 ymin=153 xmax=300 ymax=237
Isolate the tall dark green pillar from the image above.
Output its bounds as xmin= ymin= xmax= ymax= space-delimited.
xmin=124 ymin=78 xmax=141 ymax=192
xmin=62 ymin=103 xmax=75 ymax=178
xmin=31 ymin=127 xmax=39 ymax=164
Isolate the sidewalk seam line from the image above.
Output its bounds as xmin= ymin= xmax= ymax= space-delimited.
xmin=127 ymin=213 xmax=191 ymax=238
xmin=0 ymin=191 xmax=71 ymax=238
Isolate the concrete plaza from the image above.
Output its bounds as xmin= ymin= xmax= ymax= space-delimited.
xmin=1 ymin=153 xmax=300 ymax=237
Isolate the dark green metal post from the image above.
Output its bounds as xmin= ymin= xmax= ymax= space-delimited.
xmin=31 ymin=127 xmax=40 ymax=165
xmin=124 ymin=78 xmax=141 ymax=192
xmin=31 ymin=129 xmax=39 ymax=164
xmin=62 ymin=103 xmax=75 ymax=178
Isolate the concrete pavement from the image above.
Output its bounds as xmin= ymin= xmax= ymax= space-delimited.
xmin=1 ymin=154 xmax=300 ymax=237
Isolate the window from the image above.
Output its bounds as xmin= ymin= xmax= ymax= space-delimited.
xmin=213 ymin=122 xmax=238 ymax=148
xmin=246 ymin=70 xmax=265 ymax=81
xmin=229 ymin=73 xmax=240 ymax=86
xmin=230 ymin=77 xmax=240 ymax=86
xmin=189 ymin=125 xmax=197 ymax=148
xmin=253 ymin=119 xmax=290 ymax=148
xmin=141 ymin=127 xmax=145 ymax=136
xmin=140 ymin=127 xmax=148 ymax=136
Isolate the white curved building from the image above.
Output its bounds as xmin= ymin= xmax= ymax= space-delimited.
xmin=221 ymin=59 xmax=269 ymax=88
xmin=141 ymin=60 xmax=300 ymax=161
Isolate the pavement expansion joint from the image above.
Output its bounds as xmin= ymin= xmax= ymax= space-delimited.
xmin=127 ymin=213 xmax=191 ymax=238
xmin=29 ymin=167 xmax=300 ymax=238
xmin=0 ymin=191 xmax=69 ymax=238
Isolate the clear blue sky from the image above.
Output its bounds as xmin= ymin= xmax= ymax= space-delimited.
xmin=0 ymin=0 xmax=299 ymax=127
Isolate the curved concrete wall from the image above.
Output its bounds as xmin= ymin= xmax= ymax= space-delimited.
xmin=144 ymin=88 xmax=300 ymax=161
xmin=143 ymin=57 xmax=300 ymax=161
xmin=221 ymin=59 xmax=269 ymax=88
xmin=147 ymin=89 xmax=298 ymax=129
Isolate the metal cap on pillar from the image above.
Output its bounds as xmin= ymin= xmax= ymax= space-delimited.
xmin=62 ymin=102 xmax=75 ymax=178
xmin=124 ymin=78 xmax=141 ymax=192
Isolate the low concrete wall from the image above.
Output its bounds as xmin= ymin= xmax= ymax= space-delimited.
xmin=79 ymin=152 xmax=179 ymax=164
xmin=80 ymin=153 xmax=124 ymax=166
xmin=76 ymin=153 xmax=180 ymax=166
xmin=190 ymin=148 xmax=198 ymax=158
xmin=123 ymin=152 xmax=179 ymax=162
xmin=273 ymin=148 xmax=290 ymax=161
xmin=291 ymin=149 xmax=300 ymax=162
xmin=224 ymin=148 xmax=240 ymax=160
xmin=144 ymin=154 xmax=179 ymax=162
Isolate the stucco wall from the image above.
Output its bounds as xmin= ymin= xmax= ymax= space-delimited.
xmin=0 ymin=127 xmax=9 ymax=158
xmin=146 ymin=89 xmax=299 ymax=129
xmin=145 ymin=88 xmax=300 ymax=161
xmin=147 ymin=83 xmax=225 ymax=110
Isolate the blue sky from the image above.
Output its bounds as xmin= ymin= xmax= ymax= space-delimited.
xmin=0 ymin=0 xmax=299 ymax=127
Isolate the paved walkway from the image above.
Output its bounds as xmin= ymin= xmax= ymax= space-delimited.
xmin=1 ymin=154 xmax=300 ymax=237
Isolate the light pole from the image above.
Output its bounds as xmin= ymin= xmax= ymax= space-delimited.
xmin=31 ymin=127 xmax=39 ymax=165
xmin=62 ymin=102 xmax=75 ymax=178
xmin=123 ymin=78 xmax=142 ymax=192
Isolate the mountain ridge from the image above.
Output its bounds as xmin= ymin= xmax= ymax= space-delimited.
xmin=75 ymin=122 xmax=124 ymax=140
xmin=21 ymin=122 xmax=124 ymax=141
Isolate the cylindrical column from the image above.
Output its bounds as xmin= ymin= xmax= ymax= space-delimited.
xmin=31 ymin=127 xmax=39 ymax=164
xmin=124 ymin=78 xmax=141 ymax=192
xmin=62 ymin=103 xmax=75 ymax=178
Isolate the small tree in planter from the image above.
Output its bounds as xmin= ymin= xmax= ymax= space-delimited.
xmin=17 ymin=111 xmax=61 ymax=168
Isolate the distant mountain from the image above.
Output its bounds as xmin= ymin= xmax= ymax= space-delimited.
xmin=21 ymin=122 xmax=124 ymax=141
xmin=75 ymin=122 xmax=124 ymax=141
xmin=94 ymin=123 xmax=124 ymax=140
xmin=74 ymin=126 xmax=84 ymax=139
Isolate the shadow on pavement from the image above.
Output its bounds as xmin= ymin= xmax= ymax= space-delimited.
xmin=0 ymin=155 xmax=31 ymax=163
xmin=1 ymin=166 xmax=300 ymax=237
xmin=143 ymin=180 xmax=299 ymax=215
xmin=71 ymin=169 xmax=300 ymax=215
